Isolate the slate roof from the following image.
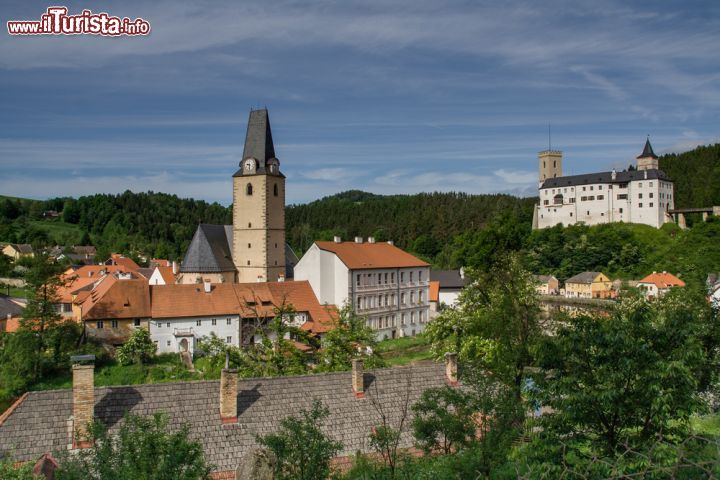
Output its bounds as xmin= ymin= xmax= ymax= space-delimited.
xmin=430 ymin=270 xmax=468 ymax=289
xmin=233 ymin=109 xmax=283 ymax=178
xmin=8 ymin=244 xmax=33 ymax=254
xmin=180 ymin=224 xmax=299 ymax=278
xmin=565 ymin=271 xmax=605 ymax=285
xmin=0 ymin=294 xmax=23 ymax=318
xmin=0 ymin=361 xmax=447 ymax=474
xmin=637 ymin=139 xmax=658 ymax=159
xmin=540 ymin=168 xmax=671 ymax=189
xmin=533 ymin=274 xmax=557 ymax=283
xmin=180 ymin=224 xmax=236 ymax=273
xmin=315 ymin=241 xmax=429 ymax=270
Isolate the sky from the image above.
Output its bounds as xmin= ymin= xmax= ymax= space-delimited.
xmin=1 ymin=0 xmax=719 ymax=206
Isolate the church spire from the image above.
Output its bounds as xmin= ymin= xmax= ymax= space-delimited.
xmin=242 ymin=108 xmax=276 ymax=162
xmin=636 ymin=137 xmax=659 ymax=171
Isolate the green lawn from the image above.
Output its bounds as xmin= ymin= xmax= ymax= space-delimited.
xmin=29 ymin=220 xmax=84 ymax=244
xmin=0 ymin=285 xmax=27 ymax=298
xmin=376 ymin=334 xmax=434 ymax=366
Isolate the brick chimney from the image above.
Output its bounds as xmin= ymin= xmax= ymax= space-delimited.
xmin=352 ymin=358 xmax=364 ymax=398
xmin=445 ymin=352 xmax=458 ymax=386
xmin=71 ymin=356 xmax=95 ymax=448
xmin=220 ymin=368 xmax=239 ymax=423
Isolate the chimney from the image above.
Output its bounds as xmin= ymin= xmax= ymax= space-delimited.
xmin=445 ymin=352 xmax=458 ymax=386
xmin=220 ymin=367 xmax=239 ymax=423
xmin=611 ymin=168 xmax=617 ymax=181
xmin=368 ymin=237 xmax=376 ymax=244
xmin=203 ymin=280 xmax=212 ymax=293
xmin=354 ymin=237 xmax=363 ymax=244
xmin=387 ymin=240 xmax=394 ymax=246
xmin=351 ymin=358 xmax=364 ymax=398
xmin=333 ymin=236 xmax=342 ymax=243
xmin=278 ymin=273 xmax=285 ymax=282
xmin=172 ymin=261 xmax=178 ymax=275
xmin=459 ymin=267 xmax=465 ymax=280
xmin=71 ymin=355 xmax=95 ymax=448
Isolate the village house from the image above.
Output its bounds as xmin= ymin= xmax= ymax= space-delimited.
xmin=2 ymin=243 xmax=34 ymax=260
xmin=0 ymin=355 xmax=458 ymax=478
xmin=150 ymin=280 xmax=334 ymax=356
xmin=55 ymin=265 xmax=135 ymax=318
xmin=533 ymin=274 xmax=560 ymax=295
xmin=636 ymin=271 xmax=685 ymax=299
xmin=147 ymin=264 xmax=178 ymax=285
xmin=564 ymin=271 xmax=614 ymax=299
xmin=104 ymin=253 xmax=141 ymax=272
xmin=429 ymin=269 xmax=468 ymax=308
xmin=72 ymin=272 xmax=151 ymax=346
xmin=294 ymin=237 xmax=430 ymax=340
xmin=0 ymin=294 xmax=23 ymax=333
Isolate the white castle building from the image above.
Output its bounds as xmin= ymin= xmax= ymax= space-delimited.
xmin=534 ymin=139 xmax=675 ymax=229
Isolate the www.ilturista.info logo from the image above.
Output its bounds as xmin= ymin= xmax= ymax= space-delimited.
xmin=7 ymin=7 xmax=150 ymax=36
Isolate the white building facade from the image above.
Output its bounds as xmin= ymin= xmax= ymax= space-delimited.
xmin=294 ymin=238 xmax=431 ymax=340
xmin=535 ymin=140 xmax=675 ymax=230
xmin=152 ymin=314 xmax=240 ymax=356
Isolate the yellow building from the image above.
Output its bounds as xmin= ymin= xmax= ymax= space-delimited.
xmin=564 ymin=272 xmax=614 ymax=299
xmin=2 ymin=243 xmax=34 ymax=260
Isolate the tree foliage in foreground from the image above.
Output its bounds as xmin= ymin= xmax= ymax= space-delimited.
xmin=56 ymin=413 xmax=212 ymax=480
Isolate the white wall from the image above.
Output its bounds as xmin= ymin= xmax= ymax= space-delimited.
xmin=438 ymin=290 xmax=460 ymax=307
xmin=150 ymin=315 xmax=240 ymax=355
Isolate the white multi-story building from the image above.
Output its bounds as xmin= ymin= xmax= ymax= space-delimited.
xmin=535 ymin=140 xmax=675 ymax=229
xmin=294 ymin=237 xmax=431 ymax=340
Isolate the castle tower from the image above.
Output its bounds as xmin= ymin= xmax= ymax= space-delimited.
xmin=636 ymin=138 xmax=659 ymax=171
xmin=538 ymin=150 xmax=563 ymax=186
xmin=232 ymin=109 xmax=286 ymax=283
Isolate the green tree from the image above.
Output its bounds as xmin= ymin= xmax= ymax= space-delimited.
xmin=411 ymin=386 xmax=475 ymax=454
xmin=0 ymin=459 xmax=36 ymax=480
xmin=116 ymin=328 xmax=157 ymax=366
xmin=56 ymin=413 xmax=212 ymax=480
xmin=257 ymin=400 xmax=342 ymax=480
xmin=317 ymin=304 xmax=384 ymax=372
xmin=533 ymin=290 xmax=706 ymax=455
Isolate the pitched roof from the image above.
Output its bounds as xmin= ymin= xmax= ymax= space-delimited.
xmin=57 ymin=266 xmax=129 ymax=303
xmin=540 ymin=168 xmax=670 ymax=189
xmin=73 ymin=246 xmax=96 ymax=256
xmin=179 ymin=224 xmax=236 ymax=273
xmin=533 ymin=274 xmax=557 ymax=283
xmin=430 ymin=270 xmax=467 ymax=289
xmin=155 ymin=266 xmax=177 ymax=285
xmin=266 ymin=281 xmax=337 ymax=333
xmin=314 ymin=241 xmax=429 ymax=270
xmin=0 ymin=361 xmax=446 ymax=474
xmin=429 ymin=281 xmax=440 ymax=302
xmin=233 ymin=109 xmax=283 ymax=178
xmin=107 ymin=254 xmax=140 ymax=271
xmin=565 ymin=271 xmax=605 ymax=285
xmin=8 ymin=244 xmax=33 ymax=254
xmin=76 ymin=274 xmax=151 ymax=320
xmin=0 ymin=294 xmax=23 ymax=318
xmin=637 ymin=138 xmax=658 ymax=159
xmin=638 ymin=272 xmax=685 ymax=289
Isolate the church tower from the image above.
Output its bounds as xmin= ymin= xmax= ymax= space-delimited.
xmin=232 ymin=109 xmax=286 ymax=283
xmin=636 ymin=138 xmax=659 ymax=171
xmin=538 ymin=150 xmax=563 ymax=186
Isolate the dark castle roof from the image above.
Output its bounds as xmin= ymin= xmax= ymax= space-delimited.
xmin=180 ymin=224 xmax=298 ymax=278
xmin=233 ymin=109 xmax=283 ymax=178
xmin=637 ymin=138 xmax=658 ymax=159
xmin=179 ymin=224 xmax=235 ymax=273
xmin=541 ymin=168 xmax=671 ymax=189
xmin=0 ymin=362 xmax=446 ymax=474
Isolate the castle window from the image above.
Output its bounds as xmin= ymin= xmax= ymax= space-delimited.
xmin=543 ymin=200 xmax=549 ymax=205
xmin=273 ymin=184 xmax=278 ymax=196
xmin=639 ymin=193 xmax=643 ymax=199
xmin=570 ymin=213 xmax=573 ymax=217
xmin=597 ymin=195 xmax=604 ymax=200
xmin=248 ymin=243 xmax=251 ymax=248
xmin=246 ymin=183 xmax=253 ymax=195
xmin=248 ymin=223 xmax=252 ymax=228
xmin=619 ymin=208 xmax=623 ymax=213
xmin=598 ymin=185 xmax=602 ymax=190
xmin=570 ymin=198 xmax=576 ymax=203
xmin=639 ymin=203 xmax=643 ymax=208
xmin=649 ymin=182 xmax=653 ymax=187
xmin=247 ymin=260 xmax=250 ymax=266
xmin=590 ymin=186 xmax=594 ymax=191
xmin=649 ymin=203 xmax=653 ymax=207
xmin=649 ymin=193 xmax=653 ymax=198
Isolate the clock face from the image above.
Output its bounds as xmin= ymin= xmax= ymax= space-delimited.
xmin=245 ymin=160 xmax=254 ymax=171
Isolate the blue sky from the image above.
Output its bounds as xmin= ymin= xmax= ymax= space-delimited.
xmin=1 ymin=0 xmax=718 ymax=205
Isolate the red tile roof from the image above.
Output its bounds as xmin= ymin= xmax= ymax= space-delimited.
xmin=155 ymin=266 xmax=177 ymax=285
xmin=76 ymin=274 xmax=151 ymax=320
xmin=314 ymin=241 xmax=429 ymax=270
xmin=108 ymin=254 xmax=141 ymax=271
xmin=429 ymin=281 xmax=440 ymax=303
xmin=638 ymin=272 xmax=685 ymax=289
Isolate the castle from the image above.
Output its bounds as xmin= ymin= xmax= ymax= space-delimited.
xmin=177 ymin=109 xmax=297 ymax=284
xmin=533 ymin=139 xmax=675 ymax=229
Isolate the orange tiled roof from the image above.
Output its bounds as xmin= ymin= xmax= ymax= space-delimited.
xmin=108 ymin=254 xmax=141 ymax=271
xmin=56 ymin=265 xmax=129 ymax=303
xmin=429 ymin=281 xmax=440 ymax=303
xmin=155 ymin=266 xmax=177 ymax=285
xmin=315 ymin=241 xmax=429 ymax=270
xmin=77 ymin=274 xmax=151 ymax=320
xmin=638 ymin=272 xmax=685 ymax=289
xmin=267 ymin=281 xmax=337 ymax=333
xmin=150 ymin=259 xmax=171 ymax=267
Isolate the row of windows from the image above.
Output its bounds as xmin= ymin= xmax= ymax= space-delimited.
xmin=155 ymin=336 xmax=233 ymax=348
xmin=355 ymin=270 xmax=425 ymax=287
xmin=356 ymin=290 xmax=426 ymax=310
xmin=369 ymin=310 xmax=427 ymax=330
xmin=154 ymin=318 xmax=234 ymax=328
xmin=96 ymin=318 xmax=142 ymax=329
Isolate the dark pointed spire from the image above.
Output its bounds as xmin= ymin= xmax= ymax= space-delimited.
xmin=637 ymin=137 xmax=658 ymax=159
xmin=242 ymin=109 xmax=276 ymax=162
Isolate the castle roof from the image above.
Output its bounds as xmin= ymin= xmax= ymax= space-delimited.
xmin=637 ymin=138 xmax=658 ymax=159
xmin=540 ymin=168 xmax=670 ymax=189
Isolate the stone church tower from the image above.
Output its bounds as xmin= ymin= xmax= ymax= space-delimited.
xmin=232 ymin=109 xmax=286 ymax=283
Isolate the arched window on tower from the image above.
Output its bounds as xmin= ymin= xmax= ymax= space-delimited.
xmin=273 ymin=184 xmax=278 ymax=196
xmin=246 ymin=183 xmax=253 ymax=196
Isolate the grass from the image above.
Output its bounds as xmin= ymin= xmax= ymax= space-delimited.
xmin=0 ymin=285 xmax=27 ymax=298
xmin=376 ymin=334 xmax=434 ymax=366
xmin=29 ymin=220 xmax=84 ymax=244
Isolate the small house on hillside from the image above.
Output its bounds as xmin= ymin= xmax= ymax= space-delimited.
xmin=2 ymin=243 xmax=34 ymax=260
xmin=637 ymin=271 xmax=685 ymax=299
xmin=0 ymin=294 xmax=23 ymax=332
xmin=564 ymin=272 xmax=614 ymax=299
